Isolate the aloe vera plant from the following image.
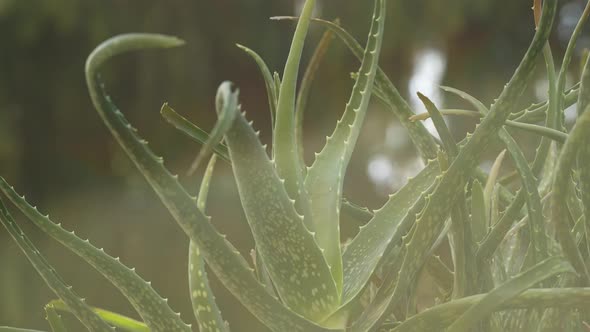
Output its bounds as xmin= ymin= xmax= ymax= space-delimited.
xmin=3 ymin=0 xmax=590 ymax=331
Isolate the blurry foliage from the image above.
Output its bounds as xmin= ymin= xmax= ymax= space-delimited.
xmin=0 ymin=0 xmax=589 ymax=330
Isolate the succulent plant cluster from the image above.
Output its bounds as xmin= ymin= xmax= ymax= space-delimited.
xmin=2 ymin=0 xmax=590 ymax=331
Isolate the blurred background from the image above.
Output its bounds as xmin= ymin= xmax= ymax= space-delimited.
xmin=1 ymin=0 xmax=589 ymax=330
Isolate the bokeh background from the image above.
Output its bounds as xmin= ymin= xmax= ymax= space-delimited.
xmin=1 ymin=0 xmax=589 ymax=330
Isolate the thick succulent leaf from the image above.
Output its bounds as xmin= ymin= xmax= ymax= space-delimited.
xmin=350 ymin=2 xmax=557 ymax=330
xmin=341 ymin=160 xmax=439 ymax=304
xmin=48 ymin=300 xmax=148 ymax=332
xmin=551 ymin=108 xmax=590 ymax=283
xmin=304 ymin=0 xmax=385 ymax=294
xmin=411 ymin=109 xmax=568 ymax=143
xmin=160 ymin=106 xmax=376 ymax=229
xmin=446 ymin=257 xmax=573 ymax=332
xmin=220 ymin=82 xmax=339 ymax=321
xmin=0 ymin=200 xmax=113 ymax=332
xmin=273 ymin=15 xmax=518 ymax=209
xmin=295 ymin=23 xmax=336 ymax=169
xmin=471 ymin=179 xmax=487 ymax=243
xmin=578 ymin=56 xmax=590 ymax=255
xmin=189 ymin=155 xmax=227 ymax=332
xmin=484 ymin=150 xmax=506 ymax=206
xmin=441 ymin=86 xmax=548 ymax=264
xmin=271 ymin=15 xmax=438 ymax=161
xmin=392 ymin=287 xmax=590 ymax=332
xmin=417 ymin=93 xmax=474 ymax=297
xmin=236 ymin=44 xmax=278 ymax=128
xmin=184 ymin=85 xmax=238 ymax=174
xmin=161 ymin=103 xmax=231 ymax=163
xmin=45 ymin=304 xmax=67 ymax=332
xmin=85 ymin=34 xmax=337 ymax=331
xmin=0 ymin=179 xmax=190 ymax=331
xmin=0 ymin=329 xmax=47 ymax=332
xmin=273 ymin=0 xmax=315 ymax=201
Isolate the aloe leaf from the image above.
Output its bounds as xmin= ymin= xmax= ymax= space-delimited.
xmin=440 ymin=86 xmax=548 ymax=264
xmin=0 ymin=179 xmax=190 ymax=331
xmin=273 ymin=0 xmax=315 ymax=201
xmin=351 ymin=2 xmax=557 ymax=329
xmin=392 ymin=287 xmax=590 ymax=332
xmin=161 ymin=103 xmax=230 ymax=162
xmin=236 ymin=44 xmax=278 ymax=128
xmin=48 ymin=300 xmax=148 ymax=332
xmin=446 ymin=257 xmax=573 ymax=332
xmin=417 ymin=92 xmax=474 ymax=298
xmin=184 ymin=85 xmax=238 ymax=175
xmin=578 ymin=54 xmax=590 ymax=260
xmin=551 ymin=108 xmax=590 ymax=283
xmin=85 ymin=34 xmax=336 ymax=331
xmin=272 ymin=16 xmax=520 ymax=210
xmin=160 ymin=105 xmax=375 ymax=228
xmin=271 ymin=15 xmax=438 ymax=161
xmin=45 ymin=304 xmax=67 ymax=332
xmin=341 ymin=160 xmax=439 ymax=304
xmin=304 ymin=0 xmax=385 ymax=294
xmin=0 ymin=200 xmax=113 ymax=332
xmin=295 ymin=22 xmax=336 ymax=169
xmin=471 ymin=180 xmax=487 ymax=243
xmin=0 ymin=329 xmax=47 ymax=332
xmin=484 ymin=150 xmax=506 ymax=206
xmin=220 ymin=82 xmax=340 ymax=321
xmin=411 ymin=109 xmax=568 ymax=143
xmin=189 ymin=155 xmax=227 ymax=332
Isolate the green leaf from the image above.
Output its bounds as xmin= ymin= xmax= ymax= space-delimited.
xmin=0 ymin=328 xmax=48 ymax=332
xmin=410 ymin=109 xmax=568 ymax=143
xmin=295 ymin=22 xmax=336 ymax=170
xmin=271 ymin=15 xmax=438 ymax=161
xmin=578 ymin=52 xmax=590 ymax=263
xmin=184 ymin=81 xmax=238 ymax=174
xmin=0 ymin=200 xmax=113 ymax=332
xmin=85 ymin=33 xmax=336 ymax=331
xmin=161 ymin=103 xmax=231 ymax=163
xmin=0 ymin=178 xmax=190 ymax=332
xmin=236 ymin=44 xmax=278 ymax=129
xmin=446 ymin=257 xmax=573 ymax=332
xmin=220 ymin=82 xmax=340 ymax=321
xmin=471 ymin=180 xmax=487 ymax=244
xmin=304 ymin=0 xmax=386 ymax=294
xmin=350 ymin=2 xmax=558 ymax=329
xmin=48 ymin=300 xmax=148 ymax=332
xmin=273 ymin=0 xmax=315 ymax=202
xmin=341 ymin=160 xmax=439 ymax=304
xmin=551 ymin=107 xmax=590 ymax=283
xmin=391 ymin=287 xmax=590 ymax=332
xmin=440 ymin=86 xmax=548 ymax=264
xmin=45 ymin=304 xmax=68 ymax=332
xmin=417 ymin=92 xmax=474 ymax=298
xmin=160 ymin=105 xmax=376 ymax=229
xmin=189 ymin=155 xmax=228 ymax=332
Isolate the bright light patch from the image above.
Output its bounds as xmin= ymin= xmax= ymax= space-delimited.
xmin=408 ymin=48 xmax=448 ymax=138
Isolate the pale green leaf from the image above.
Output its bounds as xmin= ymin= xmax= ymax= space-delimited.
xmin=48 ymin=300 xmax=148 ymax=332
xmin=45 ymin=304 xmax=67 ymax=332
xmin=341 ymin=160 xmax=439 ymax=304
xmin=273 ymin=0 xmax=315 ymax=201
xmin=236 ymin=44 xmax=277 ymax=128
xmin=446 ymin=257 xmax=573 ymax=332
xmin=189 ymin=155 xmax=228 ymax=332
xmin=304 ymin=0 xmax=386 ymax=294
xmin=0 ymin=200 xmax=113 ymax=332
xmin=350 ymin=2 xmax=557 ymax=329
xmin=220 ymin=82 xmax=339 ymax=321
xmin=85 ymin=33 xmax=337 ymax=331
xmin=392 ymin=287 xmax=590 ymax=332
xmin=0 ymin=179 xmax=190 ymax=331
